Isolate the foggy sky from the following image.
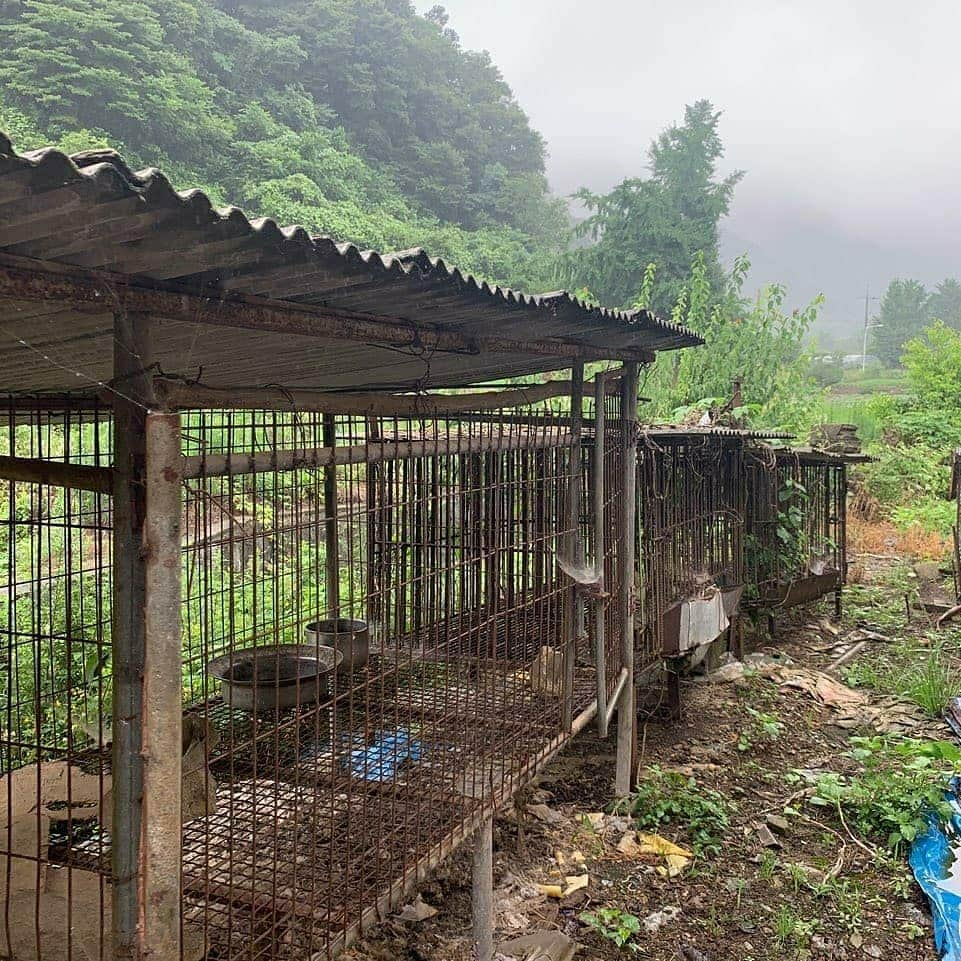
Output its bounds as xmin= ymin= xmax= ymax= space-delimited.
xmin=417 ymin=0 xmax=961 ymax=337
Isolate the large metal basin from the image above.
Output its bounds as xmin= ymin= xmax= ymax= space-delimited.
xmin=207 ymin=644 xmax=341 ymax=713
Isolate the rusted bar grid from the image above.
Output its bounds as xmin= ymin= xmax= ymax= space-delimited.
xmin=744 ymin=446 xmax=849 ymax=630
xmin=635 ymin=430 xmax=750 ymax=718
xmin=0 ymin=398 xmax=613 ymax=961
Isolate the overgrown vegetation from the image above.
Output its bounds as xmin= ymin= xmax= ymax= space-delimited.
xmin=807 ymin=737 xmax=961 ymax=853
xmin=613 ymin=766 xmax=733 ymax=856
xmin=842 ymin=638 xmax=960 ymax=718
xmin=0 ymin=0 xmax=565 ymax=291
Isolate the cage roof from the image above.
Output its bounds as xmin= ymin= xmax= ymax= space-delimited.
xmin=0 ymin=133 xmax=703 ymax=397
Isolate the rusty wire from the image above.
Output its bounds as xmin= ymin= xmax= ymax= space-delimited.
xmin=0 ymin=398 xmax=616 ymax=961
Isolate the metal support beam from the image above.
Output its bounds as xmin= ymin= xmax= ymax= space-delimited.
xmin=180 ymin=430 xmax=575 ymax=480
xmin=155 ymin=378 xmax=590 ymax=416
xmin=0 ymin=255 xmax=658 ymax=365
xmin=593 ymin=370 xmax=609 ymax=737
xmin=141 ymin=413 xmax=184 ymax=961
xmin=472 ymin=817 xmax=494 ymax=961
xmin=615 ymin=362 xmax=639 ymax=797
xmin=562 ymin=364 xmax=584 ymax=732
xmin=323 ymin=413 xmax=340 ymax=620
xmin=111 ymin=310 xmax=155 ymax=961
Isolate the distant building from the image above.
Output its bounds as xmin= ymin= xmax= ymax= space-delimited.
xmin=842 ymin=353 xmax=879 ymax=369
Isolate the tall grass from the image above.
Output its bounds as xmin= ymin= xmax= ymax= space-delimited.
xmin=817 ymin=396 xmax=885 ymax=443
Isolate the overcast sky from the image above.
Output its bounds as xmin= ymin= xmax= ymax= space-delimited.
xmin=417 ymin=0 xmax=961 ymax=338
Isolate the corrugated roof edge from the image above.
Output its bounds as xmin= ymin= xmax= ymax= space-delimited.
xmin=0 ymin=131 xmax=704 ymax=348
xmin=640 ymin=426 xmax=794 ymax=440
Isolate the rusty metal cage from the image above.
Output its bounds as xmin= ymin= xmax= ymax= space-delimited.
xmin=632 ymin=429 xmax=752 ymax=715
xmin=0 ymin=395 xmax=637 ymax=961
xmin=744 ymin=446 xmax=848 ymax=621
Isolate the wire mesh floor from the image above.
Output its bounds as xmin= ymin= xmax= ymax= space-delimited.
xmin=49 ymin=657 xmax=598 ymax=960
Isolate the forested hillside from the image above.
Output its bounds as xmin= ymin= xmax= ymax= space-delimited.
xmin=0 ymin=0 xmax=566 ymax=290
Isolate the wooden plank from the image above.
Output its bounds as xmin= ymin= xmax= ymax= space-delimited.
xmin=0 ymin=453 xmax=112 ymax=492
xmin=111 ymin=309 xmax=154 ymax=961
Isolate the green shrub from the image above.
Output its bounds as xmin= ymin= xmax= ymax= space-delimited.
xmin=902 ymin=321 xmax=961 ymax=408
xmin=860 ymin=444 xmax=947 ymax=508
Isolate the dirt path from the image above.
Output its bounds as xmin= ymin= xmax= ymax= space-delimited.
xmin=346 ymin=558 xmax=950 ymax=960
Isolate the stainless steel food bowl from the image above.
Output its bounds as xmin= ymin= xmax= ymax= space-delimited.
xmin=206 ymin=644 xmax=342 ymax=713
xmin=304 ymin=618 xmax=370 ymax=674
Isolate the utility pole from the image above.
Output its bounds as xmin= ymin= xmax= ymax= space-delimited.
xmin=861 ymin=285 xmax=878 ymax=371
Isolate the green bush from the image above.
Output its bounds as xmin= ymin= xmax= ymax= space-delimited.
xmin=860 ymin=444 xmax=948 ymax=509
xmin=902 ymin=321 xmax=961 ymax=408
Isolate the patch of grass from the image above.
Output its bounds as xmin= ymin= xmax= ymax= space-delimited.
xmin=773 ymin=906 xmax=819 ymax=948
xmin=910 ymin=643 xmax=961 ymax=716
xmin=841 ymin=637 xmax=960 ymax=717
xmin=809 ymin=736 xmax=961 ymax=853
xmin=613 ymin=766 xmax=733 ymax=857
xmin=758 ymin=850 xmax=779 ymax=881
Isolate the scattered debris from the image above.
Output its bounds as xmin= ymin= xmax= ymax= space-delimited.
xmin=397 ymin=895 xmax=438 ymax=922
xmin=754 ymin=822 xmax=781 ymax=849
xmin=496 ymin=931 xmax=577 ymax=961
xmin=642 ymin=905 xmax=681 ymax=933
xmin=909 ymin=778 xmax=961 ymax=960
xmin=765 ymin=813 xmax=790 ymax=836
xmin=636 ymin=833 xmax=692 ymax=877
xmin=527 ymin=803 xmax=565 ymax=825
xmin=775 ymin=666 xmax=866 ymax=709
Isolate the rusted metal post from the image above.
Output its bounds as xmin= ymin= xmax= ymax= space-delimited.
xmin=562 ymin=364 xmax=584 ymax=731
xmin=472 ymin=816 xmax=494 ymax=961
xmin=141 ymin=412 xmax=183 ymax=961
xmin=615 ymin=362 xmax=639 ymax=796
xmin=111 ymin=309 xmax=154 ymax=961
xmin=323 ymin=413 xmax=340 ymax=619
xmin=593 ymin=370 xmax=609 ymax=736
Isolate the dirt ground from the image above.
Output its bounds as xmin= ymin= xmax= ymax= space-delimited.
xmin=345 ymin=555 xmax=953 ymax=961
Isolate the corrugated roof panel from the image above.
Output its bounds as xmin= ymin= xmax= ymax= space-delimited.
xmin=0 ymin=133 xmax=704 ymax=395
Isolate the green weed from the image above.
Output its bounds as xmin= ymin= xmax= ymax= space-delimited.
xmin=773 ymin=906 xmax=818 ymax=947
xmin=809 ymin=737 xmax=961 ymax=853
xmin=579 ymin=907 xmax=641 ymax=951
xmin=613 ymin=766 xmax=733 ymax=857
xmin=737 ymin=707 xmax=784 ymax=752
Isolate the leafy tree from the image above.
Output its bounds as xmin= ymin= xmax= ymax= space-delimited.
xmin=641 ymin=254 xmax=821 ymax=432
xmin=901 ymin=321 xmax=961 ymax=408
xmin=871 ymin=279 xmax=928 ymax=367
xmin=926 ymin=278 xmax=961 ymax=329
xmin=568 ymin=101 xmax=743 ymax=313
xmin=0 ymin=0 xmax=566 ymax=292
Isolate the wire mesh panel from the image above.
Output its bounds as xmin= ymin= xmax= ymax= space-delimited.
xmin=744 ymin=447 xmax=847 ymax=611
xmin=635 ymin=432 xmax=747 ymax=679
xmin=579 ymin=389 xmax=626 ymax=708
xmin=1 ymin=400 xmax=601 ymax=961
xmin=0 ymin=400 xmax=114 ymax=961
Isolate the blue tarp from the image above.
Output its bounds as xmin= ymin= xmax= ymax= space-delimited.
xmin=910 ymin=778 xmax=961 ymax=959
xmin=345 ymin=728 xmax=424 ymax=781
